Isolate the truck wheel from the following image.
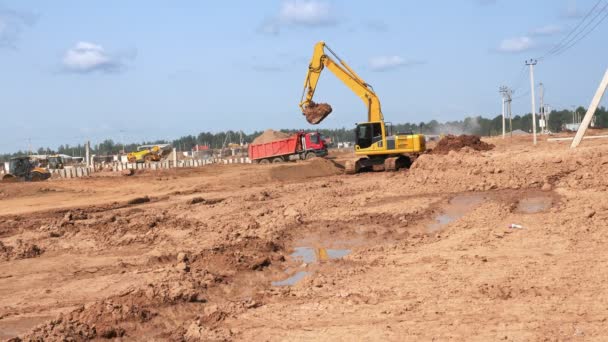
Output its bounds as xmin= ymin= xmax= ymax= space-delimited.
xmin=2 ymin=174 xmax=17 ymax=183
xmin=272 ymin=157 xmax=283 ymax=163
xmin=259 ymin=159 xmax=270 ymax=164
xmin=305 ymin=152 xmax=316 ymax=160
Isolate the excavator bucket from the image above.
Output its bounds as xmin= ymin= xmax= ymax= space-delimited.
xmin=303 ymin=101 xmax=333 ymax=125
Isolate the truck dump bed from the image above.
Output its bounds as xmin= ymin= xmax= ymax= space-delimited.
xmin=248 ymin=135 xmax=298 ymax=161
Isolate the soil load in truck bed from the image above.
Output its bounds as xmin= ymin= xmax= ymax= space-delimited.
xmin=252 ymin=130 xmax=292 ymax=144
xmin=431 ymin=134 xmax=494 ymax=154
xmin=303 ymin=101 xmax=333 ymax=124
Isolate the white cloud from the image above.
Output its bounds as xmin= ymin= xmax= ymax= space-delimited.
xmin=258 ymin=0 xmax=335 ymax=35
xmin=62 ymin=42 xmax=127 ymax=74
xmin=278 ymin=0 xmax=334 ymax=26
xmin=530 ymin=25 xmax=561 ymax=36
xmin=369 ymin=56 xmax=424 ymax=72
xmin=496 ymin=36 xmax=534 ymax=53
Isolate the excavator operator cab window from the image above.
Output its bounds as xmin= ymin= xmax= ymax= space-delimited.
xmin=356 ymin=123 xmax=382 ymax=149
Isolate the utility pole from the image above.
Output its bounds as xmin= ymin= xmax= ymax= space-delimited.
xmin=571 ymin=105 xmax=576 ymax=124
xmin=506 ymin=88 xmax=513 ymax=136
xmin=526 ymin=59 xmax=538 ymax=145
xmin=571 ymin=67 xmax=608 ymax=148
xmin=499 ymin=86 xmax=508 ymax=139
xmin=539 ymin=82 xmax=545 ymax=134
xmin=545 ymin=104 xmax=551 ymax=132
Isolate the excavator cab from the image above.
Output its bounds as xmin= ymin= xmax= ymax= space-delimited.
xmin=355 ymin=122 xmax=383 ymax=149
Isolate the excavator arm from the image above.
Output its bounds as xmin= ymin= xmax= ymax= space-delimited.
xmin=300 ymin=41 xmax=384 ymax=124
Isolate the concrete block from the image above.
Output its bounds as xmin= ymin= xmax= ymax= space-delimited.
xmin=76 ymin=168 xmax=83 ymax=177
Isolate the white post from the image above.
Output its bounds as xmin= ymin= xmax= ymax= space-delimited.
xmin=172 ymin=148 xmax=177 ymax=167
xmin=571 ymin=68 xmax=608 ymax=148
xmin=502 ymin=97 xmax=506 ymax=139
xmin=85 ymin=141 xmax=90 ymax=167
xmin=526 ymin=59 xmax=538 ymax=145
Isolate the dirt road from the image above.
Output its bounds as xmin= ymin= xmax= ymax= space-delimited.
xmin=1 ymin=136 xmax=607 ymax=341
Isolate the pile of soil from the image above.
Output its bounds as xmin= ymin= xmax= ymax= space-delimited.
xmin=431 ymin=135 xmax=494 ymax=154
xmin=252 ymin=130 xmax=292 ymax=145
xmin=303 ymin=101 xmax=332 ymax=124
xmin=270 ymin=158 xmax=342 ymax=181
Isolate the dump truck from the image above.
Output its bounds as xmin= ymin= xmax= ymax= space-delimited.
xmin=249 ymin=131 xmax=327 ymax=164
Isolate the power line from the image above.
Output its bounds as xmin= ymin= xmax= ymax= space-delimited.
xmin=539 ymin=0 xmax=607 ymax=59
xmin=512 ymin=89 xmax=530 ymax=100
xmin=551 ymin=5 xmax=608 ymax=57
xmin=511 ymin=65 xmax=528 ymax=93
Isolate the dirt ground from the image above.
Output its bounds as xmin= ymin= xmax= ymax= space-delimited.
xmin=1 ymin=133 xmax=608 ymax=341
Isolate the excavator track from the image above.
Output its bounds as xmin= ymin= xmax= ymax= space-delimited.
xmin=344 ymin=160 xmax=358 ymax=175
xmin=384 ymin=157 xmax=398 ymax=172
xmin=344 ymin=156 xmax=412 ymax=174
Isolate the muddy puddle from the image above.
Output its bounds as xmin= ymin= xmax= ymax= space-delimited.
xmin=272 ymin=246 xmax=351 ymax=286
xmin=428 ymin=193 xmax=484 ymax=232
xmin=517 ymin=196 xmax=552 ymax=213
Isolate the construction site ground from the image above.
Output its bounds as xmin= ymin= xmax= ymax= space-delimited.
xmin=1 ymin=134 xmax=608 ymax=341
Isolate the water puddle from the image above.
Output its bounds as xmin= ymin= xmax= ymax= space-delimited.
xmin=517 ymin=196 xmax=552 ymax=213
xmin=428 ymin=193 xmax=484 ymax=232
xmin=291 ymin=247 xmax=351 ymax=264
xmin=272 ymin=271 xmax=310 ymax=286
xmin=272 ymin=247 xmax=351 ymax=286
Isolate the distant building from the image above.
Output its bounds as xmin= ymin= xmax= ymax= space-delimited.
xmin=192 ymin=145 xmax=210 ymax=151
xmin=563 ymin=123 xmax=581 ymax=132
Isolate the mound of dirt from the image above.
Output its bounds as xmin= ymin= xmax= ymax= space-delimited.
xmin=252 ymin=130 xmax=292 ymax=145
xmin=431 ymin=135 xmax=494 ymax=154
xmin=270 ymin=158 xmax=342 ymax=181
xmin=0 ymin=240 xmax=44 ymax=261
xmin=303 ymin=101 xmax=333 ymax=124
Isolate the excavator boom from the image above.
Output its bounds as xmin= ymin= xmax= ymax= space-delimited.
xmin=301 ymin=41 xmax=383 ymax=124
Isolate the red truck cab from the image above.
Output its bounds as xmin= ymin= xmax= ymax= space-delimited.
xmin=249 ymin=131 xmax=328 ymax=163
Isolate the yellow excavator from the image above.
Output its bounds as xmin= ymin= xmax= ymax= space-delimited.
xmin=300 ymin=41 xmax=426 ymax=174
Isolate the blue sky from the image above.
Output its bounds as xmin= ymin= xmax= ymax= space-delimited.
xmin=1 ymin=0 xmax=607 ymax=152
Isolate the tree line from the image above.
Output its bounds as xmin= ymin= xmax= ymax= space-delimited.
xmin=2 ymin=106 xmax=606 ymax=162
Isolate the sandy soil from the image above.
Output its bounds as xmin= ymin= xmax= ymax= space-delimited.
xmin=1 ymin=134 xmax=607 ymax=341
